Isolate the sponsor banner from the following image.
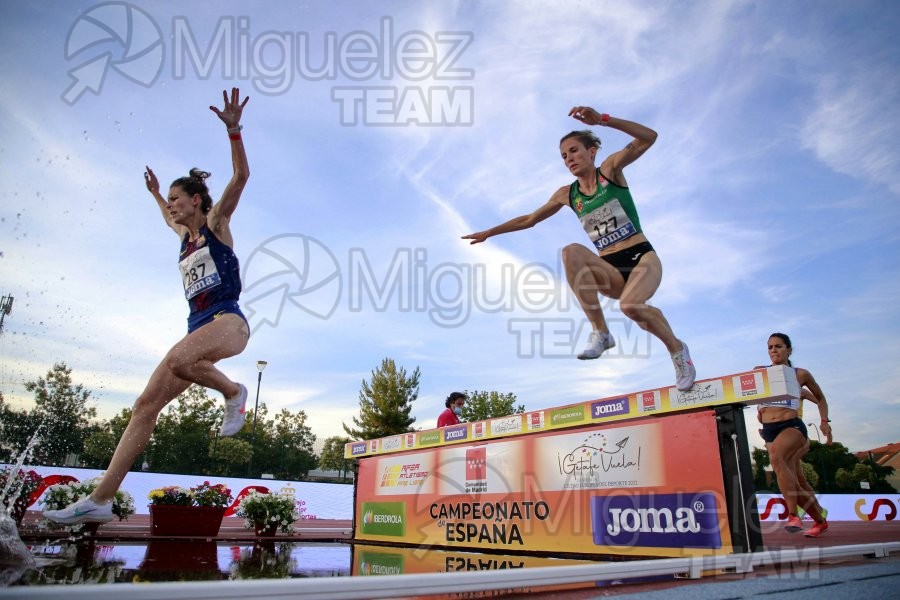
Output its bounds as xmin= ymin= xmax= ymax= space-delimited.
xmin=551 ymin=405 xmax=586 ymax=427
xmin=668 ymin=379 xmax=725 ymax=409
xmin=638 ymin=390 xmax=661 ymax=413
xmin=733 ymin=372 xmax=765 ymax=399
xmin=372 ymin=453 xmax=435 ymax=496
xmin=443 ymin=425 xmax=469 ymax=443
xmin=526 ymin=411 xmax=545 ymax=431
xmin=756 ymin=493 xmax=900 ymax=522
xmin=490 ymin=415 xmax=523 ymax=437
xmin=435 ymin=441 xmax=525 ymax=495
xmin=536 ymin=424 xmax=665 ymax=491
xmin=345 ymin=366 xmax=799 ymax=458
xmin=382 ymin=436 xmax=403 ymax=452
xmin=418 ymin=430 xmax=442 ymax=447
xmin=360 ymin=501 xmax=406 ymax=536
xmin=591 ymin=492 xmax=722 ymax=549
xmin=354 ymin=411 xmax=730 ymax=558
xmin=590 ymin=397 xmax=630 ymax=420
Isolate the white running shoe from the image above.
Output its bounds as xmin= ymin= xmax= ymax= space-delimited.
xmin=43 ymin=495 xmax=113 ymax=525
xmin=219 ymin=383 xmax=247 ymax=437
xmin=220 ymin=383 xmax=248 ymax=436
xmin=672 ymin=341 xmax=696 ymax=391
xmin=577 ymin=330 xmax=616 ymax=360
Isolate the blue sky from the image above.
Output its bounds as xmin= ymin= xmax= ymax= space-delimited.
xmin=1 ymin=0 xmax=898 ymax=455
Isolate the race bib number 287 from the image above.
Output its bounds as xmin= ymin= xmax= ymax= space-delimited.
xmin=180 ymin=246 xmax=221 ymax=300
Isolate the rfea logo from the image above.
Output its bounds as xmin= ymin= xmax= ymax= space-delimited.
xmin=351 ymin=442 xmax=367 ymax=455
xmin=592 ymin=492 xmax=722 ymax=548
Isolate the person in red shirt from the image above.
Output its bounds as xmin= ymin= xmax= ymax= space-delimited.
xmin=438 ymin=392 xmax=467 ymax=427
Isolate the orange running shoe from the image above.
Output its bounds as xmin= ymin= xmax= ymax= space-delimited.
xmin=784 ymin=514 xmax=803 ymax=533
xmin=804 ymin=521 xmax=829 ymax=538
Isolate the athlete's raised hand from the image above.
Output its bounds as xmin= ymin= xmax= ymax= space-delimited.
xmin=210 ymin=87 xmax=249 ymax=130
xmin=144 ymin=165 xmax=160 ymax=195
xmin=568 ymin=106 xmax=604 ymax=126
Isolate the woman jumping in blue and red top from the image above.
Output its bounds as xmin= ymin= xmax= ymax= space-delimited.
xmin=45 ymin=88 xmax=252 ymax=526
xmin=463 ymin=107 xmax=695 ymax=391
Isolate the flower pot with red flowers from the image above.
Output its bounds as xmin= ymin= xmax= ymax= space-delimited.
xmin=147 ymin=482 xmax=232 ymax=537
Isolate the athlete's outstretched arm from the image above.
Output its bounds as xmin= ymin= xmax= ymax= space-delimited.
xmin=207 ymin=87 xmax=250 ymax=244
xmin=144 ymin=165 xmax=186 ymax=238
xmin=462 ymin=188 xmax=567 ymax=244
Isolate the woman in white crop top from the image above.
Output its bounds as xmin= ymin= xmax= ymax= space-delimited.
xmin=758 ymin=333 xmax=832 ymax=538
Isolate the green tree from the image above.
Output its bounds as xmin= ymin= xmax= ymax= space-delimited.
xmin=461 ymin=390 xmax=524 ymax=422
xmin=265 ymin=409 xmax=317 ymax=479
xmin=24 ymin=363 xmax=97 ymax=465
xmin=319 ymin=436 xmax=353 ymax=481
xmin=856 ymin=451 xmax=896 ymax=493
xmin=146 ymin=385 xmax=221 ymax=474
xmin=214 ymin=437 xmax=252 ymax=476
xmin=805 ymin=440 xmax=857 ymax=492
xmin=835 ymin=463 xmax=874 ymax=491
xmin=82 ymin=408 xmax=133 ymax=468
xmin=751 ymin=447 xmax=773 ymax=492
xmin=0 ymin=394 xmax=42 ymax=463
xmin=343 ymin=358 xmax=420 ymax=440
xmin=800 ymin=461 xmax=819 ymax=488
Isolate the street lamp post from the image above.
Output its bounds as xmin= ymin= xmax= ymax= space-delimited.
xmin=247 ymin=360 xmax=268 ymax=476
xmin=806 ymin=422 xmax=828 ymax=492
xmin=210 ymin=428 xmax=220 ymax=474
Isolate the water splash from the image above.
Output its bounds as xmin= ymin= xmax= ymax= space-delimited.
xmin=0 ymin=423 xmax=45 ymax=570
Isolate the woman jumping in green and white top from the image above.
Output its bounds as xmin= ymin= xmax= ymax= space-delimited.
xmin=463 ymin=106 xmax=695 ymax=391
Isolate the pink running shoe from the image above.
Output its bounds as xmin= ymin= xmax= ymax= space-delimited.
xmin=784 ymin=514 xmax=803 ymax=533
xmin=804 ymin=521 xmax=829 ymax=538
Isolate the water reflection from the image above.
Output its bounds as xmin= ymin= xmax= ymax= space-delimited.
xmin=7 ymin=540 xmax=351 ymax=585
xmin=6 ymin=541 xmax=623 ymax=593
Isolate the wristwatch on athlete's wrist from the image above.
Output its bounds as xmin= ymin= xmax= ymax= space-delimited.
xmin=821 ymin=418 xmax=831 ymax=423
